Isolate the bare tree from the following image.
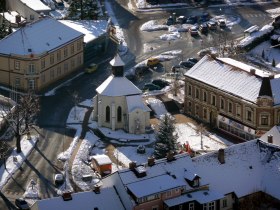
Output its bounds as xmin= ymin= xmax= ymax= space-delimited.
xmin=195 ymin=123 xmax=207 ymax=150
xmin=0 ymin=141 xmax=11 ymax=170
xmin=0 ymin=91 xmax=40 ymax=153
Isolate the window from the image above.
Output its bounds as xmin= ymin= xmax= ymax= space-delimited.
xmin=246 ymin=109 xmax=252 ymax=122
xmin=30 ymin=15 xmax=34 ymax=20
xmin=203 ymin=108 xmax=207 ymax=119
xmin=50 ymin=69 xmax=54 ymax=79
xmin=50 ymin=54 xmax=54 ymax=64
xmin=57 ymin=66 xmax=61 ymax=76
xmin=14 ymin=78 xmax=20 ymax=87
xmin=193 ymin=178 xmax=199 ymax=187
xmin=195 ymin=105 xmax=199 ymax=116
xmin=64 ymin=62 xmax=68 ymax=73
xmin=208 ymin=201 xmax=215 ymax=210
xmin=189 ymin=202 xmax=194 ymax=210
xmin=14 ymin=61 xmax=20 ymax=70
xmin=64 ymin=47 xmax=68 ymax=58
xmin=203 ymin=91 xmax=207 ymax=102
xmin=211 ymin=94 xmax=216 ymax=106
xmin=41 ymin=74 xmax=45 ymax=83
xmin=195 ymin=88 xmax=199 ymax=99
xmin=71 ymin=59 xmax=75 ymax=68
xmin=166 ymin=190 xmax=172 ymax=197
xmin=188 ymin=101 xmax=192 ymax=112
xmin=236 ymin=104 xmax=241 ymax=117
xmin=71 ymin=44 xmax=74 ymax=54
xmin=277 ymin=111 xmax=280 ymax=124
xmin=77 ymin=40 xmax=82 ymax=51
xmin=188 ymin=85 xmax=192 ymax=96
xmin=152 ymin=206 xmax=158 ymax=210
xmin=29 ymin=63 xmax=35 ymax=74
xmin=261 ymin=115 xmax=268 ymax=125
xmin=179 ymin=205 xmax=183 ymax=210
xmin=28 ymin=79 xmax=35 ymax=90
xmin=228 ymin=101 xmax=232 ymax=113
xmin=57 ymin=51 xmax=61 ymax=61
xmin=222 ymin=199 xmax=227 ymax=207
xmin=41 ymin=59 xmax=45 ymax=69
xmin=77 ymin=55 xmax=82 ymax=65
xmin=106 ymin=106 xmax=110 ymax=122
xmin=117 ymin=106 xmax=122 ymax=122
xmin=220 ymin=98 xmax=224 ymax=110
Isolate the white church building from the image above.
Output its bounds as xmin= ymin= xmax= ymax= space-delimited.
xmin=92 ymin=54 xmax=151 ymax=134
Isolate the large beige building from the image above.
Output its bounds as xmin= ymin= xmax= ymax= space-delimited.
xmin=92 ymin=54 xmax=151 ymax=134
xmin=0 ymin=16 xmax=84 ymax=92
xmin=184 ymin=55 xmax=280 ymax=141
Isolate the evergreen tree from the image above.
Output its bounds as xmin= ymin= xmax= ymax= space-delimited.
xmin=67 ymin=0 xmax=99 ymax=20
xmin=154 ymin=114 xmax=178 ymax=159
xmin=272 ymin=58 xmax=276 ymax=67
xmin=261 ymin=49 xmax=265 ymax=59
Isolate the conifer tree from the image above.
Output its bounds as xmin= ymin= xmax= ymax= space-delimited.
xmin=154 ymin=114 xmax=178 ymax=159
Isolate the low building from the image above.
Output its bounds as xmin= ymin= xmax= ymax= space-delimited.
xmin=92 ymin=54 xmax=151 ymax=134
xmin=0 ymin=16 xmax=84 ymax=92
xmin=91 ymin=154 xmax=112 ymax=177
xmin=6 ymin=0 xmax=51 ymax=22
xmin=184 ymin=55 xmax=280 ymax=141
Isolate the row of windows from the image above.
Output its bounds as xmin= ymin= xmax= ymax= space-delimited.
xmin=106 ymin=106 xmax=122 ymax=122
xmin=14 ymin=40 xmax=82 ymax=71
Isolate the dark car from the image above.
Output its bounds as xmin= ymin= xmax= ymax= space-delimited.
xmin=200 ymin=12 xmax=210 ymax=22
xmin=186 ymin=15 xmax=198 ymax=24
xmin=143 ymin=83 xmax=161 ymax=91
xmin=189 ymin=26 xmax=199 ymax=36
xmin=207 ymin=21 xmax=217 ymax=30
xmin=166 ymin=16 xmax=174 ymax=25
xmin=152 ymin=79 xmax=170 ymax=88
xmin=218 ymin=19 xmax=226 ymax=28
xmin=15 ymin=198 xmax=30 ymax=210
xmin=179 ymin=60 xmax=195 ymax=68
xmin=176 ymin=16 xmax=187 ymax=24
xmin=199 ymin=23 xmax=208 ymax=33
xmin=187 ymin=57 xmax=199 ymax=64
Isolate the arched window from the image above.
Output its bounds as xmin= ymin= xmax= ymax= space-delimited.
xmin=117 ymin=106 xmax=122 ymax=122
xmin=106 ymin=106 xmax=110 ymax=122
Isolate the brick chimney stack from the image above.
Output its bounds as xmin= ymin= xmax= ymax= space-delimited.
xmin=148 ymin=156 xmax=155 ymax=166
xmin=218 ymin=149 xmax=225 ymax=164
xmin=267 ymin=135 xmax=273 ymax=144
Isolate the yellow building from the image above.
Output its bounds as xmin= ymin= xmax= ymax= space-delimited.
xmin=0 ymin=16 xmax=84 ymax=92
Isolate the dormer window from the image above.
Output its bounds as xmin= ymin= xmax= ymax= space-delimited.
xmin=193 ymin=177 xmax=199 ymax=187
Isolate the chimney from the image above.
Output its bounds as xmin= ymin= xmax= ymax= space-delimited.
xmin=62 ymin=192 xmax=72 ymax=201
xmin=129 ymin=161 xmax=137 ymax=170
xmin=166 ymin=151 xmax=175 ymax=162
xmin=93 ymin=185 xmax=100 ymax=194
xmin=147 ymin=156 xmax=155 ymax=166
xmin=250 ymin=69 xmax=256 ymax=75
xmin=15 ymin=15 xmax=21 ymax=24
xmin=269 ymin=74 xmax=275 ymax=79
xmin=267 ymin=134 xmax=273 ymax=144
xmin=218 ymin=149 xmax=225 ymax=164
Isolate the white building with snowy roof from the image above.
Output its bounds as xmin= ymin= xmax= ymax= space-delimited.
xmin=7 ymin=0 xmax=51 ymax=22
xmin=92 ymin=54 xmax=151 ymax=134
xmin=0 ymin=16 xmax=84 ymax=92
xmin=184 ymin=55 xmax=280 ymax=141
xmin=101 ymin=140 xmax=280 ymax=210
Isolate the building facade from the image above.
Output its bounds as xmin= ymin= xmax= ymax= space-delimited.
xmin=0 ymin=17 xmax=84 ymax=92
xmin=92 ymin=54 xmax=151 ymax=134
xmin=184 ymin=55 xmax=280 ymax=141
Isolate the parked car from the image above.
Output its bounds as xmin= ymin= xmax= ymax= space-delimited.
xmin=147 ymin=58 xmax=160 ymax=67
xmin=166 ymin=16 xmax=174 ymax=25
xmin=207 ymin=21 xmax=217 ymax=30
xmin=152 ymin=79 xmax=170 ymax=88
xmin=171 ymin=64 xmax=181 ymax=72
xmin=54 ymin=173 xmax=64 ymax=186
xmin=177 ymin=16 xmax=187 ymax=24
xmin=137 ymin=145 xmax=146 ymax=154
xmin=187 ymin=57 xmax=199 ymax=64
xmin=199 ymin=23 xmax=208 ymax=33
xmin=15 ymin=198 xmax=30 ymax=210
xmin=179 ymin=60 xmax=195 ymax=68
xmin=200 ymin=12 xmax=210 ymax=22
xmin=186 ymin=15 xmax=198 ymax=24
xmin=85 ymin=63 xmax=98 ymax=73
xmin=218 ymin=19 xmax=226 ymax=28
xmin=143 ymin=83 xmax=161 ymax=91
xmin=189 ymin=26 xmax=199 ymax=36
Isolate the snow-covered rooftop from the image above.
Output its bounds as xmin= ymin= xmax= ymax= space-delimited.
xmin=21 ymin=0 xmax=51 ymax=12
xmin=185 ymin=55 xmax=267 ymax=103
xmin=1 ymin=11 xmax=25 ymax=24
xmin=96 ymin=75 xmax=142 ymax=96
xmin=35 ymin=188 xmax=125 ymax=210
xmin=0 ymin=17 xmax=84 ymax=56
xmin=126 ymin=95 xmax=151 ymax=113
xmin=260 ymin=126 xmax=280 ymax=146
xmin=271 ymin=77 xmax=280 ymax=105
xmin=59 ymin=20 xmax=108 ymax=44
xmin=164 ymin=189 xmax=224 ymax=207
xmin=110 ymin=54 xmax=125 ymax=67
xmin=127 ymin=174 xmax=186 ymax=198
xmin=92 ymin=154 xmax=112 ymax=165
xmin=193 ymin=140 xmax=280 ymax=199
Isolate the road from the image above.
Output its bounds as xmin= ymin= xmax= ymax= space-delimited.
xmin=0 ymin=1 xmax=277 ymax=209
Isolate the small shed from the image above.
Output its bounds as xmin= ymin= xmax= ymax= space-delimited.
xmin=91 ymin=154 xmax=112 ymax=177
